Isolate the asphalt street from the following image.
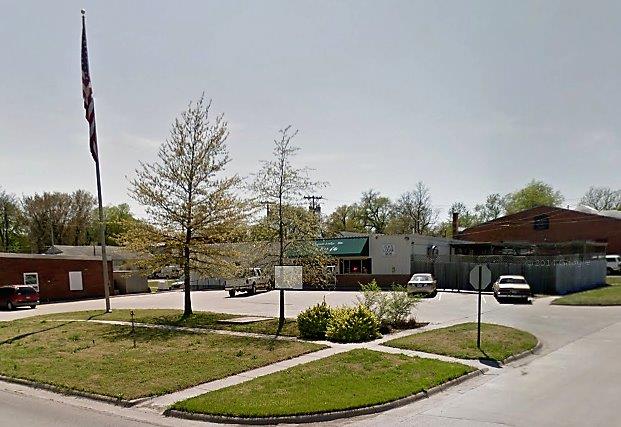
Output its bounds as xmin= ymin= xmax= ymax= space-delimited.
xmin=1 ymin=289 xmax=620 ymax=426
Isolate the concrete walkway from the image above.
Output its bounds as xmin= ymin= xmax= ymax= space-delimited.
xmin=137 ymin=346 xmax=350 ymax=410
xmin=51 ymin=318 xmax=300 ymax=341
xmin=49 ymin=318 xmax=497 ymax=412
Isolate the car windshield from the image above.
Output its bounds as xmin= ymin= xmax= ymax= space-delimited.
xmin=500 ymin=278 xmax=526 ymax=284
xmin=16 ymin=287 xmax=36 ymax=294
xmin=412 ymin=274 xmax=432 ymax=282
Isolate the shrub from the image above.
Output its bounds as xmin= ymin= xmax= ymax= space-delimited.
xmin=325 ymin=304 xmax=380 ymax=343
xmin=358 ymin=281 xmax=419 ymax=330
xmin=297 ymin=300 xmax=333 ymax=340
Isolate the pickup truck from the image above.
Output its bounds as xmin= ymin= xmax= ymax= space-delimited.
xmin=225 ymin=267 xmax=272 ymax=297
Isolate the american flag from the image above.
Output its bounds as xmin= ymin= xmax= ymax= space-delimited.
xmin=81 ymin=13 xmax=98 ymax=163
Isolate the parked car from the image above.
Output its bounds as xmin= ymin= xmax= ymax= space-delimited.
xmin=492 ymin=275 xmax=531 ymax=302
xmin=407 ymin=273 xmax=437 ymax=298
xmin=0 ymin=285 xmax=40 ymax=310
xmin=605 ymin=255 xmax=621 ymax=275
xmin=225 ymin=267 xmax=272 ymax=297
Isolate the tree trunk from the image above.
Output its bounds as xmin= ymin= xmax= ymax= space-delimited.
xmin=183 ymin=227 xmax=192 ymax=317
xmin=278 ymin=195 xmax=284 ymax=330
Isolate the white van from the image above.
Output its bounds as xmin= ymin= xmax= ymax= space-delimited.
xmin=606 ymin=255 xmax=621 ymax=275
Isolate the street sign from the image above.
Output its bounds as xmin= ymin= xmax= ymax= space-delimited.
xmin=274 ymin=266 xmax=303 ymax=290
xmin=469 ymin=264 xmax=491 ymax=290
xmin=469 ymin=264 xmax=491 ymax=349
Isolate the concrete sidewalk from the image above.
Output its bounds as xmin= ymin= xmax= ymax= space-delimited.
xmin=137 ymin=346 xmax=350 ymax=410
xmin=50 ymin=318 xmax=300 ymax=341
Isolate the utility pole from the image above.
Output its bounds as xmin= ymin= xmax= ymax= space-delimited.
xmin=304 ymin=195 xmax=323 ymax=215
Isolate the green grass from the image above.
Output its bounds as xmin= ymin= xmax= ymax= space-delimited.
xmin=383 ymin=323 xmax=538 ymax=361
xmin=45 ymin=309 xmax=299 ymax=337
xmin=171 ymin=349 xmax=474 ymax=417
xmin=0 ymin=316 xmax=322 ymax=400
xmin=552 ymin=276 xmax=621 ymax=306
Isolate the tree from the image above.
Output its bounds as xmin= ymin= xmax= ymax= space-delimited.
xmin=22 ymin=190 xmax=96 ymax=252
xmin=250 ymin=125 xmax=323 ymax=328
xmin=90 ymin=203 xmax=138 ymax=246
xmin=127 ymin=96 xmax=247 ymax=316
xmin=504 ymin=180 xmax=563 ymax=214
xmin=474 ymin=193 xmax=507 ymax=223
xmin=323 ymin=204 xmax=365 ymax=236
xmin=358 ymin=189 xmax=392 ymax=234
xmin=0 ymin=189 xmax=27 ymax=252
xmin=432 ymin=202 xmax=477 ymax=237
xmin=390 ymin=182 xmax=438 ymax=234
xmin=580 ymin=186 xmax=621 ymax=211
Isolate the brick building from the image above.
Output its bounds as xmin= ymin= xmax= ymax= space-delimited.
xmin=457 ymin=206 xmax=621 ymax=253
xmin=0 ymin=253 xmax=113 ymax=302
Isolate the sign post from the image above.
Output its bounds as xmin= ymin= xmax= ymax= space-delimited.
xmin=469 ymin=264 xmax=491 ymax=349
xmin=274 ymin=266 xmax=303 ymax=331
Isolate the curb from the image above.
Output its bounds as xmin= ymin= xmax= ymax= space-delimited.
xmin=163 ymin=368 xmax=487 ymax=425
xmin=0 ymin=375 xmax=149 ymax=407
xmin=501 ymin=340 xmax=542 ymax=365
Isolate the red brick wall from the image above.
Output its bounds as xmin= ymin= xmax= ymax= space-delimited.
xmin=458 ymin=207 xmax=621 ymax=254
xmin=0 ymin=256 xmax=113 ymax=302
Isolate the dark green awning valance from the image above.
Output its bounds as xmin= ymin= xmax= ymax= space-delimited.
xmin=316 ymin=237 xmax=369 ymax=257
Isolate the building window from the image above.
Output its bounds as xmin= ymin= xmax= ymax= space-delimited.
xmin=338 ymin=258 xmax=372 ymax=274
xmin=23 ymin=273 xmax=39 ymax=291
xmin=533 ymin=214 xmax=550 ymax=230
xmin=69 ymin=271 xmax=84 ymax=291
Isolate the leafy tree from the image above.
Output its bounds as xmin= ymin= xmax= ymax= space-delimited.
xmin=0 ymin=189 xmax=27 ymax=252
xmin=432 ymin=202 xmax=478 ymax=237
xmin=89 ymin=203 xmax=138 ymax=246
xmin=358 ymin=189 xmax=392 ymax=234
xmin=389 ymin=182 xmax=437 ymax=234
xmin=580 ymin=186 xmax=621 ymax=211
xmin=474 ymin=193 xmax=507 ymax=223
xmin=250 ymin=126 xmax=324 ymax=265
xmin=504 ymin=180 xmax=563 ymax=214
xmin=250 ymin=125 xmax=324 ymax=328
xmin=22 ymin=190 xmax=96 ymax=252
xmin=323 ymin=204 xmax=365 ymax=236
xmin=127 ymin=96 xmax=247 ymax=316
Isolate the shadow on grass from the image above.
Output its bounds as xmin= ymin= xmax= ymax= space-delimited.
xmin=0 ymin=321 xmax=75 ymax=346
xmin=101 ymin=324 xmax=193 ymax=344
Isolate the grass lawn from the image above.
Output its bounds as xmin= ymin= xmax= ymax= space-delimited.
xmin=383 ymin=323 xmax=537 ymax=361
xmin=552 ymin=276 xmax=621 ymax=306
xmin=0 ymin=316 xmax=322 ymax=400
xmin=171 ymin=349 xmax=474 ymax=417
xmin=45 ymin=309 xmax=299 ymax=337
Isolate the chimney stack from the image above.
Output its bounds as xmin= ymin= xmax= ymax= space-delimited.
xmin=452 ymin=212 xmax=459 ymax=237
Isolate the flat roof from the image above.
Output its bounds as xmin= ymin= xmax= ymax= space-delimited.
xmin=0 ymin=252 xmax=109 ymax=261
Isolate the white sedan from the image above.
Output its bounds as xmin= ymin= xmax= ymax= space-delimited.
xmin=407 ymin=273 xmax=438 ymax=298
xmin=492 ymin=275 xmax=532 ymax=302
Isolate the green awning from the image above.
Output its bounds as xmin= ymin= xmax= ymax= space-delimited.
xmin=316 ymin=237 xmax=369 ymax=257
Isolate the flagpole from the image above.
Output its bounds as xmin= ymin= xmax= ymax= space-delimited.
xmin=82 ymin=9 xmax=111 ymax=312
xmin=95 ymin=155 xmax=111 ymax=313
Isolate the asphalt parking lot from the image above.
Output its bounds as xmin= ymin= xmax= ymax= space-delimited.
xmin=1 ymin=289 xmax=620 ymax=426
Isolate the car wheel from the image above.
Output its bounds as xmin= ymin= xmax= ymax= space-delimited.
xmin=428 ymin=290 xmax=438 ymax=298
xmin=607 ymin=267 xmax=613 ymax=275
xmin=6 ymin=301 xmax=14 ymax=311
xmin=228 ymin=290 xmax=236 ymax=298
xmin=30 ymin=305 xmax=36 ymax=309
xmin=250 ymin=284 xmax=256 ymax=295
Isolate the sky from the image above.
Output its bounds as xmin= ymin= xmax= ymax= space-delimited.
xmin=1 ymin=0 xmax=620 ymax=219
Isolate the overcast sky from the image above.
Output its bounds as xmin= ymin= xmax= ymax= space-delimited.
xmin=1 ymin=0 xmax=620 ymax=218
